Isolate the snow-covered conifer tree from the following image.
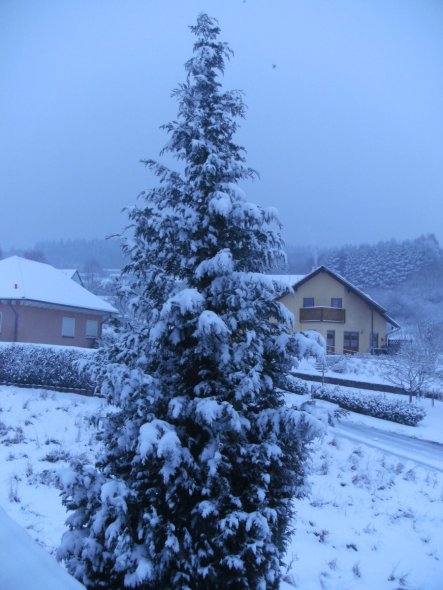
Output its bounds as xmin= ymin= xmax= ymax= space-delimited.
xmin=59 ymin=14 xmax=317 ymax=590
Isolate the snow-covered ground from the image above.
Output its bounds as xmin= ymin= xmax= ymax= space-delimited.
xmin=297 ymin=353 xmax=443 ymax=393
xmin=282 ymin=430 xmax=443 ymax=590
xmin=0 ymin=385 xmax=442 ymax=589
xmin=296 ymin=355 xmax=395 ymax=384
xmin=0 ymin=506 xmax=85 ymax=590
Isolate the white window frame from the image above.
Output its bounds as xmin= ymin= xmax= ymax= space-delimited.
xmin=85 ymin=319 xmax=98 ymax=338
xmin=62 ymin=316 xmax=76 ymax=337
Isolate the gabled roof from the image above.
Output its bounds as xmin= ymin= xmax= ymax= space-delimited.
xmin=0 ymin=256 xmax=116 ymax=314
xmin=276 ymin=265 xmax=400 ymax=328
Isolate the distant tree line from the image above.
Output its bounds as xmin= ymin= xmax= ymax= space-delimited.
xmin=1 ymin=234 xmax=440 ymax=290
xmin=2 ymin=233 xmax=442 ymax=345
xmin=319 ymin=234 xmax=441 ymax=289
xmin=286 ymin=234 xmax=441 ymax=290
xmin=1 ymin=238 xmax=126 ymax=270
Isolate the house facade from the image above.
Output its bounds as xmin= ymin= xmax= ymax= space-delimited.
xmin=277 ymin=266 xmax=399 ymax=354
xmin=0 ymin=257 xmax=116 ymax=348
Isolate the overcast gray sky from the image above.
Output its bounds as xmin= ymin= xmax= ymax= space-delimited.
xmin=1 ymin=0 xmax=442 ymax=250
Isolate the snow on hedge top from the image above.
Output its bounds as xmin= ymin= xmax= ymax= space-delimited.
xmin=0 ymin=256 xmax=117 ymax=313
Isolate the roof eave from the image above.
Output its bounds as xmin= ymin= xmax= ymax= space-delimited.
xmin=0 ymin=297 xmax=117 ymax=315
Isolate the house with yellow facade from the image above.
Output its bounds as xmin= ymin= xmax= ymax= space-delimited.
xmin=275 ymin=266 xmax=399 ymax=354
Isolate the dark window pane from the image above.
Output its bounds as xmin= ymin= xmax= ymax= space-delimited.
xmin=303 ymin=297 xmax=314 ymax=308
xmin=331 ymin=298 xmax=342 ymax=308
xmin=326 ymin=330 xmax=335 ymax=353
xmin=344 ymin=331 xmax=359 ymax=353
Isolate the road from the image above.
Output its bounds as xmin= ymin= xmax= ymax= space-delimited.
xmin=333 ymin=421 xmax=443 ymax=473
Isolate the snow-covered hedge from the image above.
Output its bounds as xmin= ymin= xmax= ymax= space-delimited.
xmin=279 ymin=374 xmax=310 ymax=395
xmin=312 ymin=386 xmax=427 ymax=426
xmin=0 ymin=344 xmax=95 ymax=390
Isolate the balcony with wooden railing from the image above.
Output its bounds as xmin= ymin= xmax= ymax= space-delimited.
xmin=299 ymin=306 xmax=346 ymax=323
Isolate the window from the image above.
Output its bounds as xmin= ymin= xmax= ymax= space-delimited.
xmin=86 ymin=319 xmax=98 ymax=338
xmin=331 ymin=298 xmax=342 ymax=308
xmin=303 ymin=297 xmax=314 ymax=308
xmin=343 ymin=331 xmax=359 ymax=353
xmin=62 ymin=317 xmax=75 ymax=337
xmin=326 ymin=330 xmax=335 ymax=354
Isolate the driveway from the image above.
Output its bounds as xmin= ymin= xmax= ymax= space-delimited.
xmin=333 ymin=421 xmax=443 ymax=473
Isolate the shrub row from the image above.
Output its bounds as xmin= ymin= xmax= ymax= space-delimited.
xmin=312 ymin=386 xmax=427 ymax=426
xmin=0 ymin=343 xmax=96 ymax=390
xmin=279 ymin=374 xmax=310 ymax=395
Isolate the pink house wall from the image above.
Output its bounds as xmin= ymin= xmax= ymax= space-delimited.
xmin=0 ymin=302 xmax=106 ymax=348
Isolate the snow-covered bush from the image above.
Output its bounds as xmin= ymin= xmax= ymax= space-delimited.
xmin=0 ymin=344 xmax=94 ymax=390
xmin=312 ymin=387 xmax=426 ymax=426
xmin=59 ymin=15 xmax=318 ymax=590
xmin=327 ymin=355 xmax=348 ymax=374
xmin=279 ymin=374 xmax=310 ymax=395
xmin=299 ymin=399 xmax=348 ymax=426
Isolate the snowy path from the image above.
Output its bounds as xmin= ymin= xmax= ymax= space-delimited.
xmin=333 ymin=421 xmax=443 ymax=473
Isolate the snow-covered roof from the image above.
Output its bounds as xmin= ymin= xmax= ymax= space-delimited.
xmin=0 ymin=257 xmax=116 ymax=313
xmin=59 ymin=269 xmax=78 ymax=279
xmin=59 ymin=268 xmax=84 ymax=286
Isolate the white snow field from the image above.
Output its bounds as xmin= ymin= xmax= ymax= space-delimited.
xmin=282 ymin=402 xmax=443 ymax=590
xmin=0 ymin=506 xmax=85 ymax=590
xmin=0 ymin=385 xmax=442 ymax=590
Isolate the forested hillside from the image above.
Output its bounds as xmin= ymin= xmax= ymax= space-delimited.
xmin=319 ymin=234 xmax=441 ymax=290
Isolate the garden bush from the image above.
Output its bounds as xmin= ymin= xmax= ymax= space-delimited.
xmin=0 ymin=343 xmax=96 ymax=390
xmin=279 ymin=374 xmax=310 ymax=394
xmin=312 ymin=386 xmax=426 ymax=426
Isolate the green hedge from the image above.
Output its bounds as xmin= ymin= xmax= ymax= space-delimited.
xmin=0 ymin=343 xmax=96 ymax=390
xmin=312 ymin=386 xmax=426 ymax=426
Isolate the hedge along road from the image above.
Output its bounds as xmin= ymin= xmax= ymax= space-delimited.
xmin=333 ymin=421 xmax=443 ymax=473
